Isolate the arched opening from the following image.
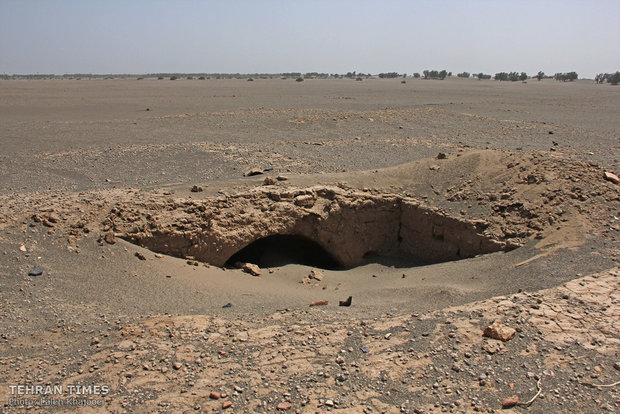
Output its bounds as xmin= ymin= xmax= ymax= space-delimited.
xmin=224 ymin=234 xmax=342 ymax=270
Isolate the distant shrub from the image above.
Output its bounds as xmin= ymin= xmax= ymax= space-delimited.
xmin=413 ymin=73 xmax=420 ymax=78
xmin=247 ymin=78 xmax=254 ymax=81
xmin=401 ymin=80 xmax=406 ymax=84
xmin=158 ymin=76 xmax=164 ymax=80
xmin=170 ymin=76 xmax=178 ymax=80
xmin=137 ymin=77 xmax=144 ymax=80
xmin=198 ymin=76 xmax=206 ymax=80
xmin=356 ymin=77 xmax=363 ymax=81
xmin=422 ymin=70 xmax=447 ymax=80
xmin=296 ymin=77 xmax=304 ymax=82
xmin=187 ymin=76 xmax=193 ymax=80
xmin=457 ymin=72 xmax=470 ymax=78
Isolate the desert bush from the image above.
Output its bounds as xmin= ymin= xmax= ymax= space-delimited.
xmin=170 ymin=76 xmax=178 ymax=80
xmin=401 ymin=80 xmax=406 ymax=84
xmin=296 ymin=77 xmax=304 ymax=82
xmin=356 ymin=77 xmax=363 ymax=81
xmin=198 ymin=76 xmax=206 ymax=80
xmin=158 ymin=76 xmax=164 ymax=80
xmin=457 ymin=72 xmax=470 ymax=78
xmin=413 ymin=73 xmax=420 ymax=78
xmin=247 ymin=78 xmax=254 ymax=81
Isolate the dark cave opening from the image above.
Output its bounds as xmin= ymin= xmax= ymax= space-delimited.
xmin=224 ymin=234 xmax=342 ymax=270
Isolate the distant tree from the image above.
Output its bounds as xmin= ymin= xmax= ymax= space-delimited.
xmin=439 ymin=70 xmax=448 ymax=80
xmin=247 ymin=78 xmax=254 ymax=81
xmin=378 ymin=72 xmax=400 ymax=78
xmin=595 ymin=73 xmax=606 ymax=84
xmin=494 ymin=72 xmax=508 ymax=81
xmin=554 ymin=72 xmax=578 ymax=82
xmin=295 ymin=77 xmax=304 ymax=82
xmin=608 ymin=71 xmax=620 ymax=85
xmin=508 ymin=72 xmax=520 ymax=81
xmin=536 ymin=71 xmax=544 ymax=81
xmin=520 ymin=72 xmax=527 ymax=81
xmin=170 ymin=76 xmax=178 ymax=80
xmin=447 ymin=72 xmax=452 ymax=77
xmin=457 ymin=72 xmax=470 ymax=78
xmin=413 ymin=73 xmax=421 ymax=78
xmin=475 ymin=73 xmax=491 ymax=80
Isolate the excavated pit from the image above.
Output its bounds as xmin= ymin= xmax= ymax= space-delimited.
xmin=114 ymin=186 xmax=517 ymax=270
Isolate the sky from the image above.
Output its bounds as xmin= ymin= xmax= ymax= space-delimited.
xmin=1 ymin=0 xmax=619 ymax=78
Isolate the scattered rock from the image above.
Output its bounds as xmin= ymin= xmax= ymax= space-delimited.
xmin=339 ymin=296 xmax=352 ymax=307
xmin=173 ymin=362 xmax=182 ymax=370
xmin=437 ymin=152 xmax=447 ymax=159
xmin=429 ymin=165 xmax=440 ymax=171
xmin=604 ymin=171 xmax=619 ymax=184
xmin=276 ymin=175 xmax=288 ymax=181
xmin=277 ymin=402 xmax=292 ymax=410
xmin=222 ymin=303 xmax=233 ymax=308
xmin=104 ymin=232 xmax=116 ymax=245
xmin=190 ymin=185 xmax=203 ymax=192
xmin=222 ymin=401 xmax=232 ymax=409
xmin=90 ymin=337 xmax=100 ymax=346
xmin=263 ymin=177 xmax=276 ymax=185
xmin=501 ymin=395 xmax=519 ymax=408
xmin=209 ymin=391 xmax=221 ymax=399
xmin=309 ymin=300 xmax=328 ymax=307
xmin=135 ymin=252 xmax=146 ymax=260
xmin=483 ymin=320 xmax=516 ymax=342
xmin=308 ymin=269 xmax=324 ymax=281
xmin=241 ymin=263 xmax=261 ymax=276
xmin=245 ymin=168 xmax=264 ymax=177
xmin=19 ymin=245 xmax=27 ymax=252
xmin=27 ymin=265 xmax=43 ymax=277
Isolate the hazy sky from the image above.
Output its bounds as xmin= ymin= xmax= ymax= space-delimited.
xmin=1 ymin=0 xmax=619 ymax=78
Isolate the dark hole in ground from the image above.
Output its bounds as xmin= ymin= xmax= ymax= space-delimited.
xmin=225 ymin=235 xmax=342 ymax=269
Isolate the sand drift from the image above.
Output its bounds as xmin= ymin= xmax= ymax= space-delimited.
xmin=113 ymin=186 xmax=514 ymax=269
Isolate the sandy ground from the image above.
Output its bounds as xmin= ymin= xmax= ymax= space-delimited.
xmin=0 ymin=77 xmax=618 ymax=413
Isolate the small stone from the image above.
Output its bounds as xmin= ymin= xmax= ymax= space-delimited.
xmin=308 ymin=269 xmax=324 ymax=281
xmin=222 ymin=401 xmax=232 ymax=409
xmin=190 ymin=185 xmax=203 ymax=192
xmin=104 ymin=232 xmax=116 ymax=245
xmin=604 ymin=171 xmax=619 ymax=184
xmin=241 ymin=263 xmax=261 ymax=276
xmin=173 ymin=362 xmax=182 ymax=370
xmin=483 ymin=320 xmax=516 ymax=342
xmin=384 ymin=333 xmax=392 ymax=340
xmin=263 ymin=176 xmax=276 ymax=185
xmin=437 ymin=152 xmax=447 ymax=159
xmin=222 ymin=303 xmax=233 ymax=308
xmin=19 ymin=245 xmax=27 ymax=252
xmin=339 ymin=296 xmax=352 ymax=307
xmin=325 ymin=399 xmax=334 ymax=407
xmin=501 ymin=396 xmax=519 ymax=408
xmin=276 ymin=175 xmax=288 ymax=181
xmin=245 ymin=168 xmax=264 ymax=177
xmin=209 ymin=391 xmax=221 ymax=399
xmin=90 ymin=337 xmax=100 ymax=345
xmin=309 ymin=300 xmax=328 ymax=307
xmin=135 ymin=252 xmax=146 ymax=260
xmin=28 ymin=265 xmax=43 ymax=276
xmin=277 ymin=402 xmax=292 ymax=410
xmin=47 ymin=213 xmax=60 ymax=223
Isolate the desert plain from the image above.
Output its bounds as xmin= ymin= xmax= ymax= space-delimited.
xmin=0 ymin=77 xmax=618 ymax=413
